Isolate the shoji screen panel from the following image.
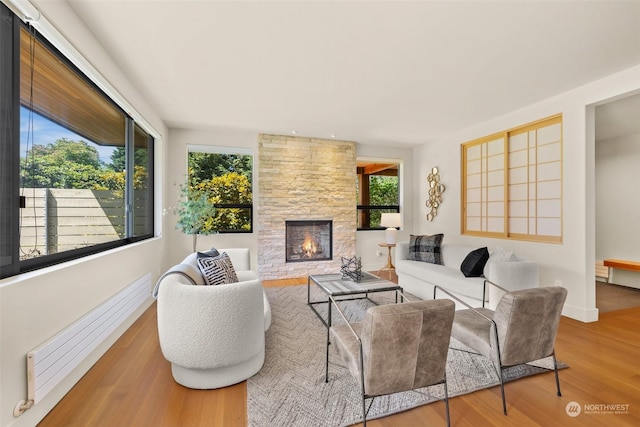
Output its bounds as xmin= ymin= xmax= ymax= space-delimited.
xmin=462 ymin=134 xmax=506 ymax=237
xmin=462 ymin=114 xmax=562 ymax=243
xmin=508 ymin=116 xmax=562 ymax=242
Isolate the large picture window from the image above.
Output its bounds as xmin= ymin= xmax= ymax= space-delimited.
xmin=462 ymin=115 xmax=562 ymax=243
xmin=187 ymin=146 xmax=253 ymax=233
xmin=0 ymin=6 xmax=154 ymax=279
xmin=357 ymin=160 xmax=400 ymax=230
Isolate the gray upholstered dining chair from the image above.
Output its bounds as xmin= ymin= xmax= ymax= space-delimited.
xmin=435 ymin=282 xmax=567 ymax=415
xmin=328 ymin=297 xmax=455 ymax=426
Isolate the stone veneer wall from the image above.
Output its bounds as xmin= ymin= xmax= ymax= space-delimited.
xmin=258 ymin=134 xmax=357 ymax=280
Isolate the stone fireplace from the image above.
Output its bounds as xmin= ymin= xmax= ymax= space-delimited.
xmin=257 ymin=134 xmax=356 ymax=280
xmin=285 ymin=220 xmax=332 ymax=263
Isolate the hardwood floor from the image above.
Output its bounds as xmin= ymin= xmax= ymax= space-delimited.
xmin=596 ymin=281 xmax=640 ymax=313
xmin=39 ymin=276 xmax=640 ymax=427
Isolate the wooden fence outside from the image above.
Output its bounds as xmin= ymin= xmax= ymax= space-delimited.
xmin=19 ymin=188 xmax=146 ymax=259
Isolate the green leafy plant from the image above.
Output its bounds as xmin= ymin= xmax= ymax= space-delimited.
xmin=175 ymin=182 xmax=217 ymax=252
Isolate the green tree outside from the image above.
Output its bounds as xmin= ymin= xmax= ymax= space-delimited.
xmin=188 ymin=153 xmax=252 ymax=186
xmin=192 ymin=171 xmax=252 ymax=232
xmin=21 ymin=138 xmax=103 ymax=188
xmin=21 ymin=138 xmax=147 ymax=191
xmin=368 ymin=175 xmax=399 ymax=227
xmin=185 ymin=152 xmax=254 ymax=232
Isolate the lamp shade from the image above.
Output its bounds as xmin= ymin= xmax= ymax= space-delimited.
xmin=380 ymin=213 xmax=402 ymax=228
xmin=380 ymin=213 xmax=401 ymax=245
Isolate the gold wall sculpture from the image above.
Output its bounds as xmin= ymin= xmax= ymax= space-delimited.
xmin=426 ymin=167 xmax=445 ymax=221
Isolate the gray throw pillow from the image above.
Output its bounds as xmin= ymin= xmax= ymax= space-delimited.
xmin=197 ymin=252 xmax=238 ymax=285
xmin=408 ymin=234 xmax=444 ymax=264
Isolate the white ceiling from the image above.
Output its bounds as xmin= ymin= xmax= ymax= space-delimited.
xmin=55 ymin=1 xmax=640 ymax=145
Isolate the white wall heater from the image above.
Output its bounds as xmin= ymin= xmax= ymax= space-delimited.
xmin=26 ymin=273 xmax=151 ymax=405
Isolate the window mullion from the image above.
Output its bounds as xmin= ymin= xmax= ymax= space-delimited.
xmin=125 ymin=117 xmax=134 ymax=238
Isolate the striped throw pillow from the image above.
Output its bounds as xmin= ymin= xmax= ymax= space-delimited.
xmin=197 ymin=252 xmax=239 ymax=286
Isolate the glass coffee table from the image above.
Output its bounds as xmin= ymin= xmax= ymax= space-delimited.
xmin=307 ymin=272 xmax=402 ymax=326
xmin=307 ymin=272 xmax=403 ymax=381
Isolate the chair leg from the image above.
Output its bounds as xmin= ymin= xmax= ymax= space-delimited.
xmin=496 ymin=364 xmax=507 ymax=415
xmin=443 ymin=377 xmax=451 ymax=427
xmin=360 ymin=349 xmax=367 ymax=426
xmin=325 ymin=340 xmax=329 ymax=383
xmin=325 ymin=301 xmax=331 ymax=383
xmin=362 ymin=392 xmax=367 ymax=427
xmin=552 ymin=351 xmax=562 ymax=397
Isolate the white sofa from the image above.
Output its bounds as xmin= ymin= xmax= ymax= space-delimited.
xmin=395 ymin=242 xmax=539 ymax=309
xmin=154 ymin=248 xmax=271 ymax=389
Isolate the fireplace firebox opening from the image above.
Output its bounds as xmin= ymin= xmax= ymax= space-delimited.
xmin=285 ymin=220 xmax=333 ymax=263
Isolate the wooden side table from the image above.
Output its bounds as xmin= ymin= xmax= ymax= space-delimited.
xmin=378 ymin=243 xmax=396 ymax=279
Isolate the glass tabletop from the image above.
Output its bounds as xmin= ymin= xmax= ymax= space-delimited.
xmin=309 ymin=272 xmax=401 ymax=297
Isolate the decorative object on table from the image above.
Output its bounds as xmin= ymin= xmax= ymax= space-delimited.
xmin=380 ymin=212 xmax=402 ymax=244
xmin=340 ymin=256 xmax=363 ymax=282
xmin=426 ymin=166 xmax=446 ymax=221
xmin=175 ymin=181 xmax=217 ymax=252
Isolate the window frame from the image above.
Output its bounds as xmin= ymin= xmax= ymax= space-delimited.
xmin=0 ymin=7 xmax=156 ymax=279
xmin=356 ymin=158 xmax=401 ymax=231
xmin=461 ymin=114 xmax=563 ymax=243
xmin=186 ymin=145 xmax=254 ymax=234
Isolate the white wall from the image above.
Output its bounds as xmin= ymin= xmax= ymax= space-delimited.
xmin=0 ymin=2 xmax=169 ymax=427
xmin=413 ymin=64 xmax=640 ymax=323
xmin=596 ymin=131 xmax=640 ymax=289
xmin=166 ymin=128 xmax=261 ymax=267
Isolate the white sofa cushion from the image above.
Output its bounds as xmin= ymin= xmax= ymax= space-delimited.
xmin=483 ymin=248 xmax=516 ymax=280
xmin=395 ymin=258 xmax=486 ymax=300
xmin=155 ymin=248 xmax=271 ymax=331
xmin=158 ymin=277 xmax=264 ymax=370
xmin=396 ymin=241 xmax=539 ymax=309
xmin=441 ymin=244 xmax=479 ymax=269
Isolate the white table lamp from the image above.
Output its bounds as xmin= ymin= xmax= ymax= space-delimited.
xmin=380 ymin=213 xmax=402 ymax=245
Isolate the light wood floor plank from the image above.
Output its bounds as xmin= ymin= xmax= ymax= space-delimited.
xmin=38 ymin=277 xmax=640 ymax=427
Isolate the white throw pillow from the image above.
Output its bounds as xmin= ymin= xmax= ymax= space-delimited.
xmin=483 ymin=248 xmax=516 ymax=280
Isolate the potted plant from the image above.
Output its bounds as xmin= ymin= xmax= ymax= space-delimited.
xmin=175 ymin=182 xmax=218 ymax=252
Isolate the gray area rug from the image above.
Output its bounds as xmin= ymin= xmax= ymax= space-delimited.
xmin=248 ymin=285 xmax=567 ymax=427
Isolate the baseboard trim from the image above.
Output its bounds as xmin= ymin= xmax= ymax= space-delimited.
xmin=562 ymin=304 xmax=599 ymax=322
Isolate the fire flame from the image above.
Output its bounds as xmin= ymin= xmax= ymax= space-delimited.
xmin=302 ymin=232 xmax=317 ymax=257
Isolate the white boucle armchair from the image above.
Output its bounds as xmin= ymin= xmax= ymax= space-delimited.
xmin=155 ymin=248 xmax=271 ymax=389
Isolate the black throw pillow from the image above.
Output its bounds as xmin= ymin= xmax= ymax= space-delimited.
xmin=197 ymin=247 xmax=220 ymax=258
xmin=460 ymin=247 xmax=489 ymax=278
